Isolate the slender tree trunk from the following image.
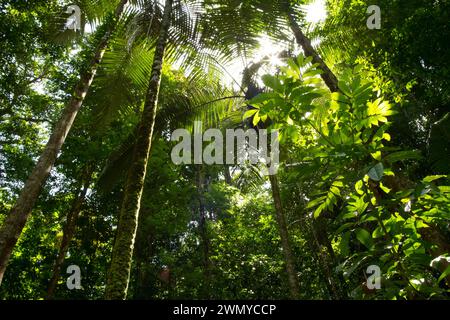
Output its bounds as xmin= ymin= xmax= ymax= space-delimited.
xmin=196 ymin=165 xmax=211 ymax=298
xmin=46 ymin=170 xmax=92 ymax=300
xmin=104 ymin=0 xmax=173 ymax=300
xmin=224 ymin=165 xmax=232 ymax=186
xmin=268 ymin=174 xmax=301 ymax=299
xmin=0 ymin=0 xmax=128 ymax=285
xmin=286 ymin=0 xmax=450 ymax=291
xmin=283 ymin=1 xmax=339 ymax=93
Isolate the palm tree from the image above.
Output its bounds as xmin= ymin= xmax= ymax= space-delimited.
xmin=200 ymin=0 xmax=339 ymax=91
xmin=103 ymin=0 xmax=343 ymax=299
xmin=42 ymin=28 xmax=237 ymax=297
xmin=104 ymin=0 xmax=174 ymax=299
xmin=0 ymin=0 xmax=129 ymax=285
xmin=103 ymin=0 xmax=260 ymax=298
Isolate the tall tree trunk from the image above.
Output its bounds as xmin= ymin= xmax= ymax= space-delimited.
xmin=284 ymin=1 xmax=350 ymax=298
xmin=46 ymin=169 xmax=92 ymax=300
xmin=0 ymin=0 xmax=128 ymax=285
xmin=283 ymin=1 xmax=339 ymax=93
xmin=196 ymin=165 xmax=211 ymax=298
xmin=104 ymin=0 xmax=173 ymax=300
xmin=268 ymin=174 xmax=301 ymax=299
xmin=286 ymin=0 xmax=450 ymax=291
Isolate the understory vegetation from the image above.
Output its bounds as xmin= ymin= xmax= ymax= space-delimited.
xmin=0 ymin=0 xmax=449 ymax=300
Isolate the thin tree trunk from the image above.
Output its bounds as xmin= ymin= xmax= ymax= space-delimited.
xmin=196 ymin=165 xmax=211 ymax=298
xmin=46 ymin=170 xmax=92 ymax=300
xmin=104 ymin=0 xmax=173 ymax=300
xmin=268 ymin=174 xmax=301 ymax=299
xmin=286 ymin=0 xmax=450 ymax=291
xmin=283 ymin=1 xmax=339 ymax=93
xmin=0 ymin=0 xmax=128 ymax=285
xmin=224 ymin=165 xmax=232 ymax=186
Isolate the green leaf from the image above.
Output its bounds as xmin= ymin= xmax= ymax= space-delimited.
xmin=438 ymin=265 xmax=450 ymax=283
xmin=336 ymin=223 xmax=355 ymax=234
xmin=371 ymin=151 xmax=382 ymax=161
xmin=368 ymin=163 xmax=384 ymax=181
xmin=422 ymin=175 xmax=447 ymax=183
xmin=243 ymin=109 xmax=258 ymax=119
xmin=355 ymin=180 xmax=364 ymax=195
xmin=248 ymin=92 xmax=279 ymax=105
xmin=385 ymin=150 xmax=422 ymax=163
xmin=338 ymin=80 xmax=352 ymax=96
xmin=287 ymin=58 xmax=300 ymax=75
xmin=261 ymin=75 xmax=283 ymax=93
xmin=306 ymin=195 xmax=327 ymax=209
xmin=372 ymin=226 xmax=384 ymax=239
xmin=252 ymin=112 xmax=261 ymax=126
xmin=314 ymin=204 xmax=326 ymax=218
xmin=356 ymin=228 xmax=373 ymax=249
xmin=303 ymin=69 xmax=323 ymax=78
xmin=296 ymin=54 xmax=305 ymax=67
xmin=338 ymin=232 xmax=351 ymax=256
xmin=379 ymin=182 xmax=391 ymax=194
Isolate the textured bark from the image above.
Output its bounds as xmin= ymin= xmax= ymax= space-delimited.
xmin=284 ymin=2 xmax=339 ymax=93
xmin=46 ymin=170 xmax=92 ymax=300
xmin=268 ymin=174 xmax=301 ymax=299
xmin=0 ymin=0 xmax=128 ymax=285
xmin=104 ymin=0 xmax=173 ymax=300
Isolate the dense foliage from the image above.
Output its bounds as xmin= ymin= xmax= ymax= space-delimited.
xmin=0 ymin=0 xmax=448 ymax=300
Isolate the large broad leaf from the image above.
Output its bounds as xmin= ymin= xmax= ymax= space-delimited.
xmin=248 ymin=92 xmax=279 ymax=105
xmin=355 ymin=228 xmax=373 ymax=249
xmin=368 ymin=163 xmax=384 ymax=181
xmin=243 ymin=109 xmax=258 ymax=120
xmin=385 ymin=150 xmax=422 ymax=164
xmin=261 ymin=75 xmax=283 ymax=93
